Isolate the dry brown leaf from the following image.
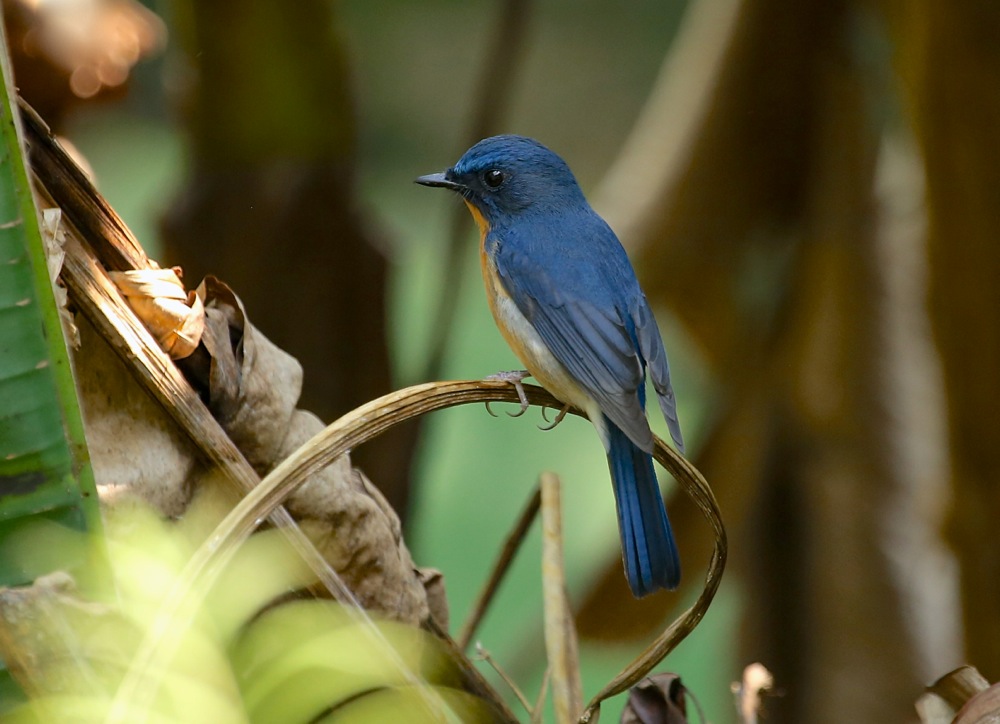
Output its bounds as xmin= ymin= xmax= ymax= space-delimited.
xmin=75 ymin=314 xmax=200 ymax=517
xmin=65 ymin=233 xmax=431 ymax=623
xmin=109 ymin=268 xmax=204 ymax=359
xmin=184 ymin=277 xmax=429 ymax=622
xmin=417 ymin=568 xmax=449 ymax=629
xmin=620 ymin=674 xmax=688 ymax=724
xmin=39 ymin=207 xmax=79 ymax=347
xmin=0 ymin=571 xmax=120 ymax=699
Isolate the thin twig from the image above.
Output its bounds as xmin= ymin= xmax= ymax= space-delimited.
xmin=476 ymin=643 xmax=534 ymax=715
xmin=540 ymin=473 xmax=583 ymax=723
xmin=457 ymin=483 xmax=542 ymax=650
xmin=531 ymin=666 xmax=552 ymax=724
xmin=420 ymin=0 xmax=533 ymax=383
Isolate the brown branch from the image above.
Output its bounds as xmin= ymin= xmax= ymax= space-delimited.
xmin=20 ymin=99 xmax=148 ymax=271
xmin=540 ymin=473 xmax=583 ymax=723
xmin=475 ymin=643 xmax=535 ymax=716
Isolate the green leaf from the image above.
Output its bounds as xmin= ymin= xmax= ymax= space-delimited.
xmin=0 ymin=0 xmax=100 ymax=563
xmin=0 ymin=11 xmax=103 ymax=705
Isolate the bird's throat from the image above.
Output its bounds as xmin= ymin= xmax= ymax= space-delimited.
xmin=463 ymin=200 xmax=490 ymax=238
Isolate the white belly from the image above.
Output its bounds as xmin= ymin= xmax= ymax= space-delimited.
xmin=490 ymin=286 xmax=600 ymax=415
xmin=480 ymin=241 xmax=606 ymax=439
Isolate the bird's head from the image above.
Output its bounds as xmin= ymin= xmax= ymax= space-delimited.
xmin=416 ymin=135 xmax=586 ymax=226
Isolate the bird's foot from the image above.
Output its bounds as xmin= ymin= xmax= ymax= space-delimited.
xmin=484 ymin=369 xmax=532 ymax=417
xmin=538 ymin=403 xmax=570 ymax=431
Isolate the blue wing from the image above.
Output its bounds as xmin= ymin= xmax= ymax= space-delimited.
xmin=492 ymin=211 xmax=684 ymax=453
xmin=633 ymin=301 xmax=684 ymax=453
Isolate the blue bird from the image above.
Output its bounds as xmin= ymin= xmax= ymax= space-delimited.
xmin=417 ymin=135 xmax=684 ymax=597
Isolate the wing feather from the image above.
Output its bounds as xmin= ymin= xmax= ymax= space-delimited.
xmin=495 ymin=235 xmax=655 ymax=452
xmin=633 ymin=300 xmax=685 ymax=453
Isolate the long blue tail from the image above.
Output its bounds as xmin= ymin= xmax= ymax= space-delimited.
xmin=606 ymin=417 xmax=680 ymax=596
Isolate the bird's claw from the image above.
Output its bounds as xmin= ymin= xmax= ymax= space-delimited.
xmin=538 ymin=404 xmax=570 ymax=431
xmin=484 ymin=369 xmax=532 ymax=417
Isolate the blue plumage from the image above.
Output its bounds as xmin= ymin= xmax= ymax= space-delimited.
xmin=417 ymin=134 xmax=684 ymax=597
xmin=606 ymin=415 xmax=681 ymax=594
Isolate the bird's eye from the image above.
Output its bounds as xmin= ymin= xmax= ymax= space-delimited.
xmin=483 ymin=169 xmax=505 ymax=189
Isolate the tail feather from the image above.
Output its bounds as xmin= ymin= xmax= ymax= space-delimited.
xmin=606 ymin=417 xmax=680 ymax=596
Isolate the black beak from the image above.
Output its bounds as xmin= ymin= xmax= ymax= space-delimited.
xmin=415 ymin=172 xmax=465 ymax=191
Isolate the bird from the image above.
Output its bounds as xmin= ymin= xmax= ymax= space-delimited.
xmin=416 ymin=135 xmax=684 ymax=597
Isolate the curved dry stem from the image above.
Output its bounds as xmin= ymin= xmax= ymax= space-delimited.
xmin=226 ymin=379 xmax=724 ymax=720
xmin=112 ymin=380 xmax=724 ymax=722
xmin=198 ymin=382 xmax=567 ymax=576
xmin=110 ymin=381 xmax=553 ymax=722
xmin=218 ymin=379 xmax=724 ymax=721
xmin=579 ymin=429 xmax=727 ymax=721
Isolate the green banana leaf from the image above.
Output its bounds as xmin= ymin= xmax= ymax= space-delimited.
xmin=0 ymin=17 xmax=102 ymax=708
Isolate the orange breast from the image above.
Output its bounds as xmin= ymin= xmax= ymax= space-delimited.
xmin=476 ymin=212 xmax=526 ymax=361
xmin=464 ymin=200 xmax=490 ymax=238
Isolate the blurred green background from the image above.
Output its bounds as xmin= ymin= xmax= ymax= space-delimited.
xmin=19 ymin=0 xmax=1000 ymax=720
